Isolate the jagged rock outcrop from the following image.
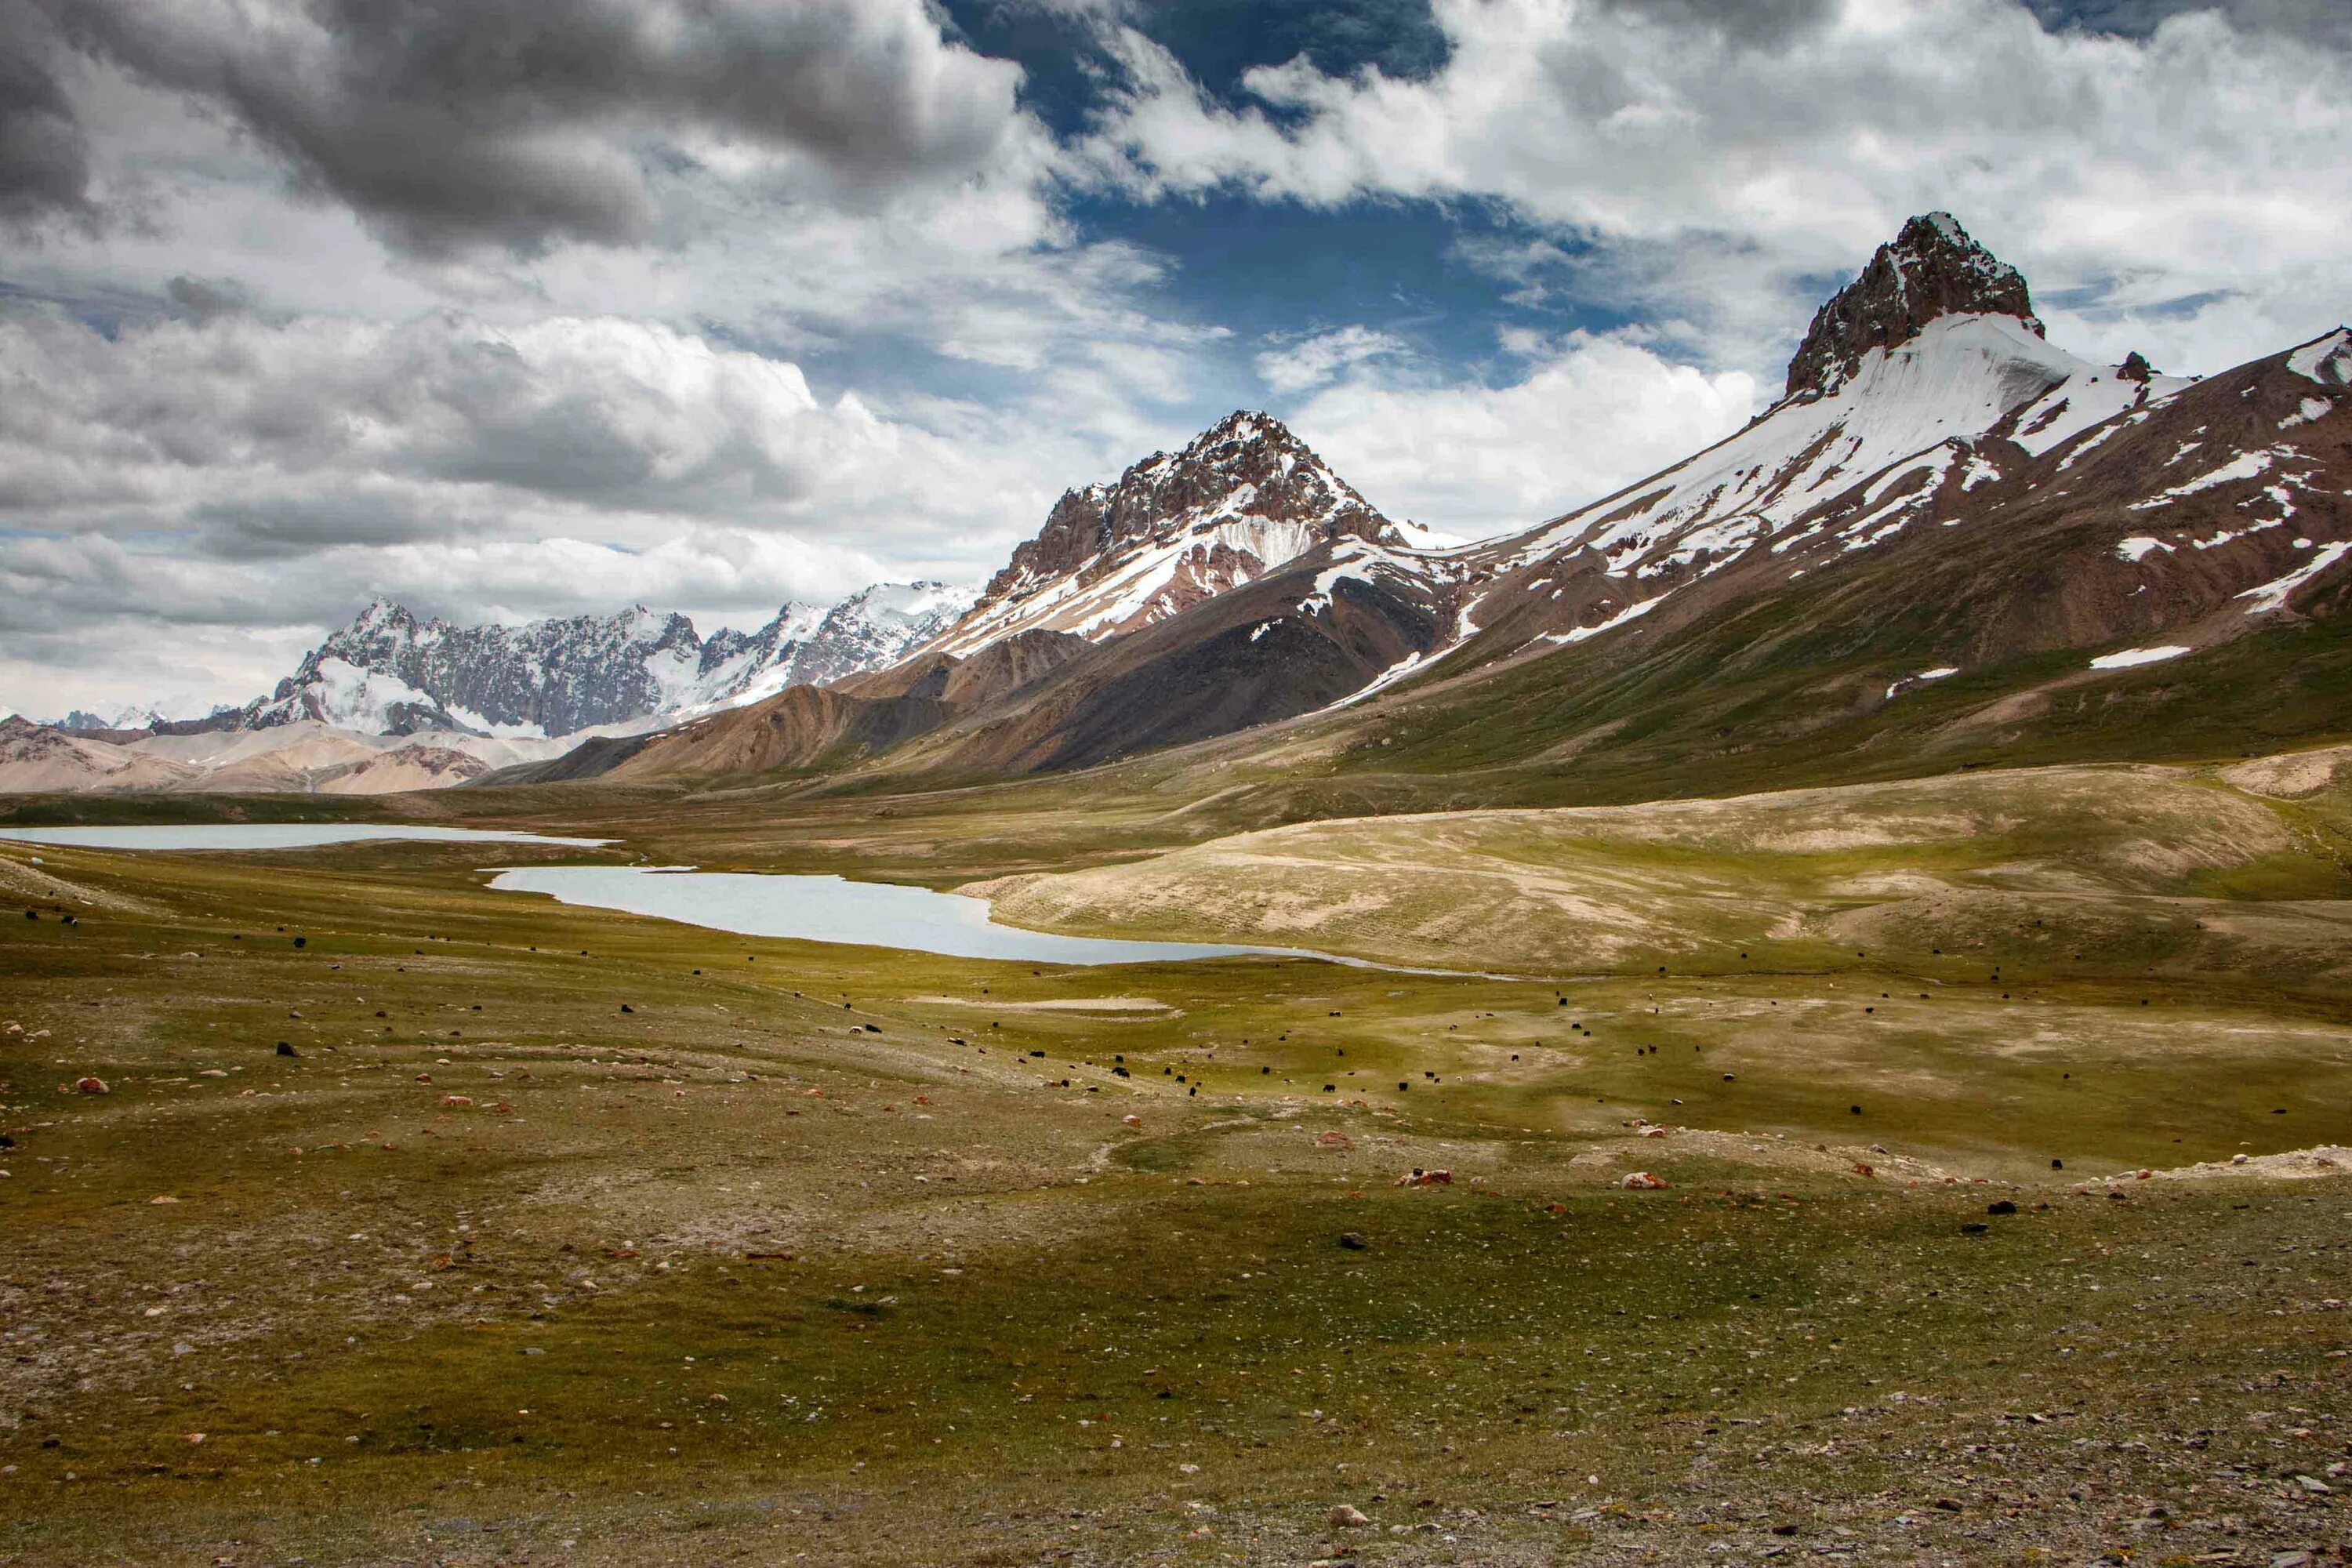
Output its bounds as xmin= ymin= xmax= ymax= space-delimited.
xmin=927 ymin=412 xmax=1404 ymax=655
xmin=1784 ymin=212 xmax=2043 ymax=400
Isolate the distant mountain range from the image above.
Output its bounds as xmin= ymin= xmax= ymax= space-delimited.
xmin=7 ymin=581 xmax=973 ymax=793
xmin=18 ymin=212 xmax=2352 ymax=798
xmin=220 ymin=581 xmax=975 ymax=738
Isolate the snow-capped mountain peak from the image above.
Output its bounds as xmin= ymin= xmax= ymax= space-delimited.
xmin=1785 ymin=212 xmax=2044 ymax=401
xmin=1421 ymin=216 xmax=2200 ymax=674
xmin=927 ymin=410 xmax=1400 ymax=656
xmin=219 ymin=583 xmax=976 ymax=740
xmin=58 ymin=703 xmax=170 ymax=732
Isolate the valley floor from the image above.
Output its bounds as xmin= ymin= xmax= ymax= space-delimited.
xmin=2 ymin=753 xmax=2350 ymax=1566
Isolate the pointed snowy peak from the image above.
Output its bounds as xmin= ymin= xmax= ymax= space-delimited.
xmin=996 ymin=411 xmax=1396 ymax=594
xmin=932 ymin=412 xmax=1401 ymax=656
xmin=1785 ymin=212 xmax=2043 ymax=400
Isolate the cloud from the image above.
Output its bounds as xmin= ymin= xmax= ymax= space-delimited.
xmin=0 ymin=302 xmax=1055 ymax=532
xmin=1255 ymin=324 xmax=1410 ymax=393
xmin=2040 ymin=0 xmax=2352 ymax=45
xmin=162 ymin=274 xmax=255 ymax=321
xmin=0 ymin=300 xmax=1155 ymax=713
xmin=1589 ymin=0 xmax=1839 ymax=45
xmin=0 ymin=1 xmax=89 ymax=225
xmin=31 ymin=0 xmax=1030 ymax=256
xmin=1288 ymin=329 xmax=1755 ymax=535
xmin=1077 ymin=0 xmax=2352 ymax=379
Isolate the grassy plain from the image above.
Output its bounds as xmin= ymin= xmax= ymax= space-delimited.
xmin=2 ymin=748 xmax=2350 ymax=1566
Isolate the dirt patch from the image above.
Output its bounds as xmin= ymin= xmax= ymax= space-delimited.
xmin=2221 ymin=743 xmax=2352 ymax=798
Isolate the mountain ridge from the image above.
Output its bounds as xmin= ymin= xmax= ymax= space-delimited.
xmin=518 ymin=215 xmax=2352 ymax=794
xmin=924 ymin=410 xmax=1406 ymax=659
xmin=176 ymin=582 xmax=977 ymax=742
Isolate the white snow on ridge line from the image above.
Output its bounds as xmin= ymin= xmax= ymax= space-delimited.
xmin=930 ymin=516 xmax=1327 ymax=656
xmin=2089 ymin=645 xmax=2193 ymax=670
xmin=1389 ymin=519 xmax=1473 ymax=551
xmin=2115 ymin=535 xmax=2173 ymax=562
xmin=2240 ymin=540 xmax=2352 ymax=614
xmin=2010 ymin=363 xmax=2190 ymax=460
xmin=1491 ymin=315 xmax=2177 ymax=604
xmin=2287 ymin=328 xmax=2352 ymax=387
xmin=1496 ymin=315 xmax=2079 ymax=571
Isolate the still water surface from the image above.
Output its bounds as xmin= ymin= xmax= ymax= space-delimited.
xmin=485 ymin=864 xmax=1306 ymax=967
xmin=2 ymin=822 xmax=1334 ymax=968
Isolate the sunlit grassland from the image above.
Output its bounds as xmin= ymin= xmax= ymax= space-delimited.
xmin=2 ymin=757 xmax=2350 ymax=1564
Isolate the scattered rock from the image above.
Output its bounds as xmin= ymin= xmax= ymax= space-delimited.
xmin=1338 ymin=1232 xmax=1369 ymax=1251
xmin=74 ymin=1076 xmax=107 ymax=1094
xmin=1328 ymin=1504 xmax=1370 ymax=1527
xmin=1987 ymin=1200 xmax=2017 ymax=1215
xmin=1621 ymin=1171 xmax=1670 ymax=1190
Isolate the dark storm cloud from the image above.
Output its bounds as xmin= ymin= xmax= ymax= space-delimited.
xmin=1588 ymin=0 xmax=1839 ymax=47
xmin=2034 ymin=0 xmax=2352 ymax=43
xmin=36 ymin=0 xmax=1025 ymax=256
xmin=191 ymin=492 xmax=466 ymax=560
xmin=0 ymin=2 xmax=91 ymax=224
xmin=164 ymin=274 xmax=256 ymax=321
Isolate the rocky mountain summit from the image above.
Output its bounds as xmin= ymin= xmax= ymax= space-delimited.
xmin=1784 ymin=212 xmax=2045 ymax=399
xmin=928 ymin=412 xmax=1404 ymax=655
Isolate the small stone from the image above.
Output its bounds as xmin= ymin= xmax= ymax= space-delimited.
xmin=74 ymin=1076 xmax=107 ymax=1094
xmin=1328 ymin=1504 xmax=1370 ymax=1527
xmin=1338 ymin=1232 xmax=1369 ymax=1251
